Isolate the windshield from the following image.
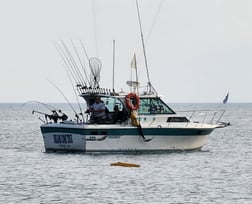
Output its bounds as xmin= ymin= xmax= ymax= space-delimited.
xmin=138 ymin=97 xmax=175 ymax=115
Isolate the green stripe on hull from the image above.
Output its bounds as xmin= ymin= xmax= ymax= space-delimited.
xmin=40 ymin=125 xmax=213 ymax=136
xmin=44 ymin=148 xmax=203 ymax=154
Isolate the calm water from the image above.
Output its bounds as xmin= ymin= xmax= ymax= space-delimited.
xmin=0 ymin=103 xmax=251 ymax=203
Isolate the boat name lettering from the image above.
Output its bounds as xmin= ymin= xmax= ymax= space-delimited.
xmin=53 ymin=134 xmax=73 ymax=144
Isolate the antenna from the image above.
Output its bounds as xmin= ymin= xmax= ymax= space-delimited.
xmin=135 ymin=0 xmax=157 ymax=95
xmin=112 ymin=40 xmax=115 ymax=92
xmin=92 ymin=0 xmax=98 ymax=57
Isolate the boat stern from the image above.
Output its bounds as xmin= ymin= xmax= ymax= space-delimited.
xmin=40 ymin=123 xmax=86 ymax=152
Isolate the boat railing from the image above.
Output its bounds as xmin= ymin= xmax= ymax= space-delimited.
xmin=176 ymin=109 xmax=226 ymax=125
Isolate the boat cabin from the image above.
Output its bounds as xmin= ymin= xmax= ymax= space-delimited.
xmin=81 ymin=92 xmax=129 ymax=124
xmin=80 ymin=88 xmax=181 ymax=124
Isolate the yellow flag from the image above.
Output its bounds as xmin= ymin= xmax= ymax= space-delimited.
xmin=130 ymin=54 xmax=137 ymax=69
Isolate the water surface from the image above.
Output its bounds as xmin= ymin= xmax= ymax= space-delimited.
xmin=0 ymin=103 xmax=251 ymax=203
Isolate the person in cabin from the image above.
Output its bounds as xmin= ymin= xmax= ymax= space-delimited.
xmin=88 ymin=96 xmax=106 ymax=123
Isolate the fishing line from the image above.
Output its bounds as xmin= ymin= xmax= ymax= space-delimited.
xmin=63 ymin=64 xmax=85 ymax=122
xmin=22 ymin=100 xmax=57 ymax=111
xmin=47 ymin=79 xmax=78 ymax=117
xmin=145 ymin=0 xmax=165 ymax=45
xmin=132 ymin=0 xmax=164 ymax=89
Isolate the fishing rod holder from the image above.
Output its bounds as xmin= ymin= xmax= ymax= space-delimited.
xmin=78 ymin=87 xmax=114 ymax=96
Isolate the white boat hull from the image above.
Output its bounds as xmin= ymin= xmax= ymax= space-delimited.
xmin=40 ymin=123 xmax=212 ymax=153
xmin=85 ymin=135 xmax=208 ymax=152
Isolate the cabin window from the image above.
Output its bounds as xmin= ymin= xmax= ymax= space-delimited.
xmin=139 ymin=98 xmax=175 ymax=114
xmin=167 ymin=117 xmax=189 ymax=122
xmin=100 ymin=97 xmax=123 ymax=112
xmin=84 ymin=95 xmax=128 ymax=124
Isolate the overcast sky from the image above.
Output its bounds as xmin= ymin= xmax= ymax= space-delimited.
xmin=0 ymin=0 xmax=251 ymax=103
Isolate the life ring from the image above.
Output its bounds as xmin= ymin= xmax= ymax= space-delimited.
xmin=125 ymin=93 xmax=140 ymax=110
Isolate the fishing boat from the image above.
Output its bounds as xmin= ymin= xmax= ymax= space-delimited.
xmin=35 ymin=1 xmax=229 ymax=153
xmin=39 ymin=85 xmax=227 ymax=153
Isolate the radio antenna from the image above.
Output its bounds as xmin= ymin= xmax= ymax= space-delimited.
xmin=112 ymin=40 xmax=115 ymax=93
xmin=136 ymin=0 xmax=157 ymax=95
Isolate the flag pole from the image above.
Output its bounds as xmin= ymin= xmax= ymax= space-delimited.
xmin=130 ymin=53 xmax=139 ymax=94
xmin=215 ymin=92 xmax=229 ymax=124
xmin=134 ymin=54 xmax=139 ymax=95
xmin=210 ymin=93 xmax=229 ymax=123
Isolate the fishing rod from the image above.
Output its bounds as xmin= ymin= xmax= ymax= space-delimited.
xmin=32 ymin=110 xmax=52 ymax=122
xmin=32 ymin=110 xmax=48 ymax=115
xmin=33 ymin=109 xmax=70 ymax=123
xmin=67 ymin=40 xmax=87 ymax=85
xmin=145 ymin=0 xmax=165 ymax=45
xmin=47 ymin=79 xmax=79 ymax=119
xmin=80 ymin=40 xmax=100 ymax=89
xmin=58 ymin=41 xmax=84 ymax=87
xmin=38 ymin=117 xmax=46 ymax=123
xmin=32 ymin=110 xmax=48 ymax=123
xmin=61 ymin=40 xmax=86 ymax=87
xmin=63 ymin=63 xmax=85 ymax=122
xmin=55 ymin=43 xmax=82 ymax=87
xmin=22 ymin=100 xmax=57 ymax=111
xmin=26 ymin=101 xmax=64 ymax=123
xmin=70 ymin=39 xmax=91 ymax=86
xmin=135 ymin=0 xmax=158 ymax=95
xmin=80 ymin=40 xmax=90 ymax=62
xmin=130 ymin=0 xmax=164 ymax=78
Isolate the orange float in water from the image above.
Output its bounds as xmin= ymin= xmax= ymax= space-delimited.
xmin=110 ymin=162 xmax=140 ymax=168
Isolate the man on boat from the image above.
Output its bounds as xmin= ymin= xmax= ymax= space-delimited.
xmin=46 ymin=110 xmax=59 ymax=123
xmin=88 ymin=96 xmax=106 ymax=123
xmin=58 ymin=110 xmax=68 ymax=121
